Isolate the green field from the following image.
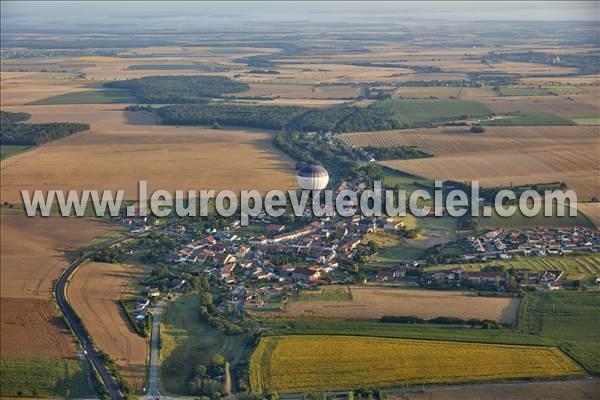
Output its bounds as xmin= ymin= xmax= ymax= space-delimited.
xmin=260 ymin=290 xmax=600 ymax=375
xmin=0 ymin=356 xmax=93 ymax=398
xmin=518 ymin=291 xmax=600 ymax=375
xmin=296 ymin=285 xmax=352 ymax=301
xmin=0 ymin=144 xmax=32 ymax=160
xmin=260 ymin=318 xmax=550 ymax=346
xmin=128 ymin=63 xmax=228 ymax=71
xmin=497 ymin=86 xmax=551 ymax=96
xmin=480 ymin=112 xmax=574 ymax=126
xmin=424 ymin=254 xmax=600 ymax=279
xmin=373 ymin=99 xmax=493 ymax=125
xmin=160 ymin=294 xmax=250 ymax=394
xmin=29 ymin=88 xmax=137 ymax=105
xmin=543 ymin=85 xmax=586 ymax=95
xmin=572 ymin=117 xmax=600 ymax=125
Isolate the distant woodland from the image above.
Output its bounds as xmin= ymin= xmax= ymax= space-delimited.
xmin=105 ymin=76 xmax=250 ymax=103
xmin=0 ymin=111 xmax=89 ymax=145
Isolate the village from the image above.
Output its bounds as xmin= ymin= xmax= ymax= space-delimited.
xmin=119 ymin=194 xmax=600 ymax=317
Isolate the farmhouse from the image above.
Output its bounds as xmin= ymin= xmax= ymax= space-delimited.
xmin=292 ymin=267 xmax=321 ymax=282
xmin=271 ymin=224 xmax=317 ymax=243
xmin=376 ymin=268 xmax=406 ymax=281
xmin=466 ymin=271 xmax=503 ymax=284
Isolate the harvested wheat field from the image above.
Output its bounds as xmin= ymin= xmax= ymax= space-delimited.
xmin=481 ymin=97 xmax=598 ymax=116
xmin=392 ymin=379 xmax=600 ymax=400
xmin=0 ymin=105 xmax=295 ymax=202
xmin=579 ymin=203 xmax=600 ymax=228
xmin=0 ymin=298 xmax=77 ymax=359
xmin=341 ymin=125 xmax=599 ymax=155
xmin=67 ymin=262 xmax=148 ymax=390
xmin=282 ymin=287 xmax=520 ymax=324
xmin=0 ymin=209 xmax=118 ymax=299
xmin=0 ymin=209 xmax=118 ymax=362
xmin=250 ymin=335 xmax=584 ymax=393
xmin=344 ymin=125 xmax=600 ymax=201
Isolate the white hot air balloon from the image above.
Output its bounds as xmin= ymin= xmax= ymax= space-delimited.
xmin=297 ymin=165 xmax=329 ymax=191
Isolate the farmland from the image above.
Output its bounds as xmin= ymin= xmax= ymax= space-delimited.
xmin=30 ymin=88 xmax=137 ymax=105
xmin=0 ymin=144 xmax=31 ymax=159
xmin=518 ymin=291 xmax=600 ymax=375
xmin=67 ymin=262 xmax=148 ymax=390
xmin=497 ymin=86 xmax=551 ymax=96
xmin=343 ymin=125 xmax=599 ymax=201
xmin=250 ymin=335 xmax=584 ymax=393
xmin=282 ymin=287 xmax=520 ymax=324
xmin=0 ymin=356 xmax=92 ymax=398
xmin=0 ymin=106 xmax=296 ymax=203
xmin=424 ymin=254 xmax=600 ymax=280
xmin=0 ymin=209 xmax=118 ymax=395
xmin=396 ymin=379 xmax=600 ymax=400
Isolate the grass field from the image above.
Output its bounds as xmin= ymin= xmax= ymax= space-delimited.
xmin=518 ymin=291 xmax=600 ymax=375
xmin=0 ymin=144 xmax=32 ymax=160
xmin=28 ymin=88 xmax=137 ymax=105
xmin=480 ymin=112 xmax=574 ymax=125
xmin=160 ymin=294 xmax=250 ymax=394
xmin=0 ymin=356 xmax=93 ymax=398
xmin=372 ymin=99 xmax=493 ymax=126
xmin=543 ymin=85 xmax=586 ymax=95
xmin=497 ymin=86 xmax=551 ymax=96
xmin=425 ymin=254 xmax=600 ymax=280
xmin=250 ymin=335 xmax=583 ymax=393
xmin=297 ymin=285 xmax=352 ymax=301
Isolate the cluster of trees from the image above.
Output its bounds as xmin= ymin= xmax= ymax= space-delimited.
xmin=288 ymin=106 xmax=359 ymax=132
xmin=363 ymin=146 xmax=430 ymax=160
xmin=156 ymin=98 xmax=490 ymax=134
xmin=187 ymin=353 xmax=231 ymax=396
xmin=197 ymin=289 xmax=244 ymax=335
xmin=92 ymin=247 xmax=122 ymax=264
xmin=1 ymin=111 xmax=30 ymax=124
xmin=158 ymin=104 xmax=306 ymax=130
xmin=380 ymin=315 xmax=508 ymax=329
xmin=105 ymin=76 xmax=250 ymax=103
xmin=1 ymin=112 xmax=90 ymax=146
xmin=273 ymin=131 xmax=385 ymax=185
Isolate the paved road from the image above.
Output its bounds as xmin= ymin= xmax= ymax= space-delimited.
xmin=55 ymin=237 xmax=128 ymax=400
xmin=146 ymin=304 xmax=163 ymax=399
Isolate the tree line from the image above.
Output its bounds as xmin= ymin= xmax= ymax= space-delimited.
xmin=1 ymin=112 xmax=90 ymax=146
xmin=105 ymin=75 xmax=250 ymax=103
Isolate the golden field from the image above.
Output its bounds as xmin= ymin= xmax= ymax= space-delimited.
xmin=0 ymin=105 xmax=296 ymax=202
xmin=68 ymin=262 xmax=147 ymax=390
xmin=250 ymin=335 xmax=585 ymax=393
xmin=281 ymin=287 xmax=520 ymax=324
xmin=341 ymin=125 xmax=600 ymax=201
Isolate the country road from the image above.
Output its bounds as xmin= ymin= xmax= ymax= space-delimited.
xmin=146 ymin=303 xmax=163 ymax=399
xmin=55 ymin=235 xmax=130 ymax=400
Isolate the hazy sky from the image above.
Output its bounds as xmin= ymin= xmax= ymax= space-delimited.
xmin=2 ymin=1 xmax=599 ymax=31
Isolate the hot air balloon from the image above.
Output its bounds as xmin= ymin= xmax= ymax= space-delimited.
xmin=297 ymin=165 xmax=329 ymax=190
